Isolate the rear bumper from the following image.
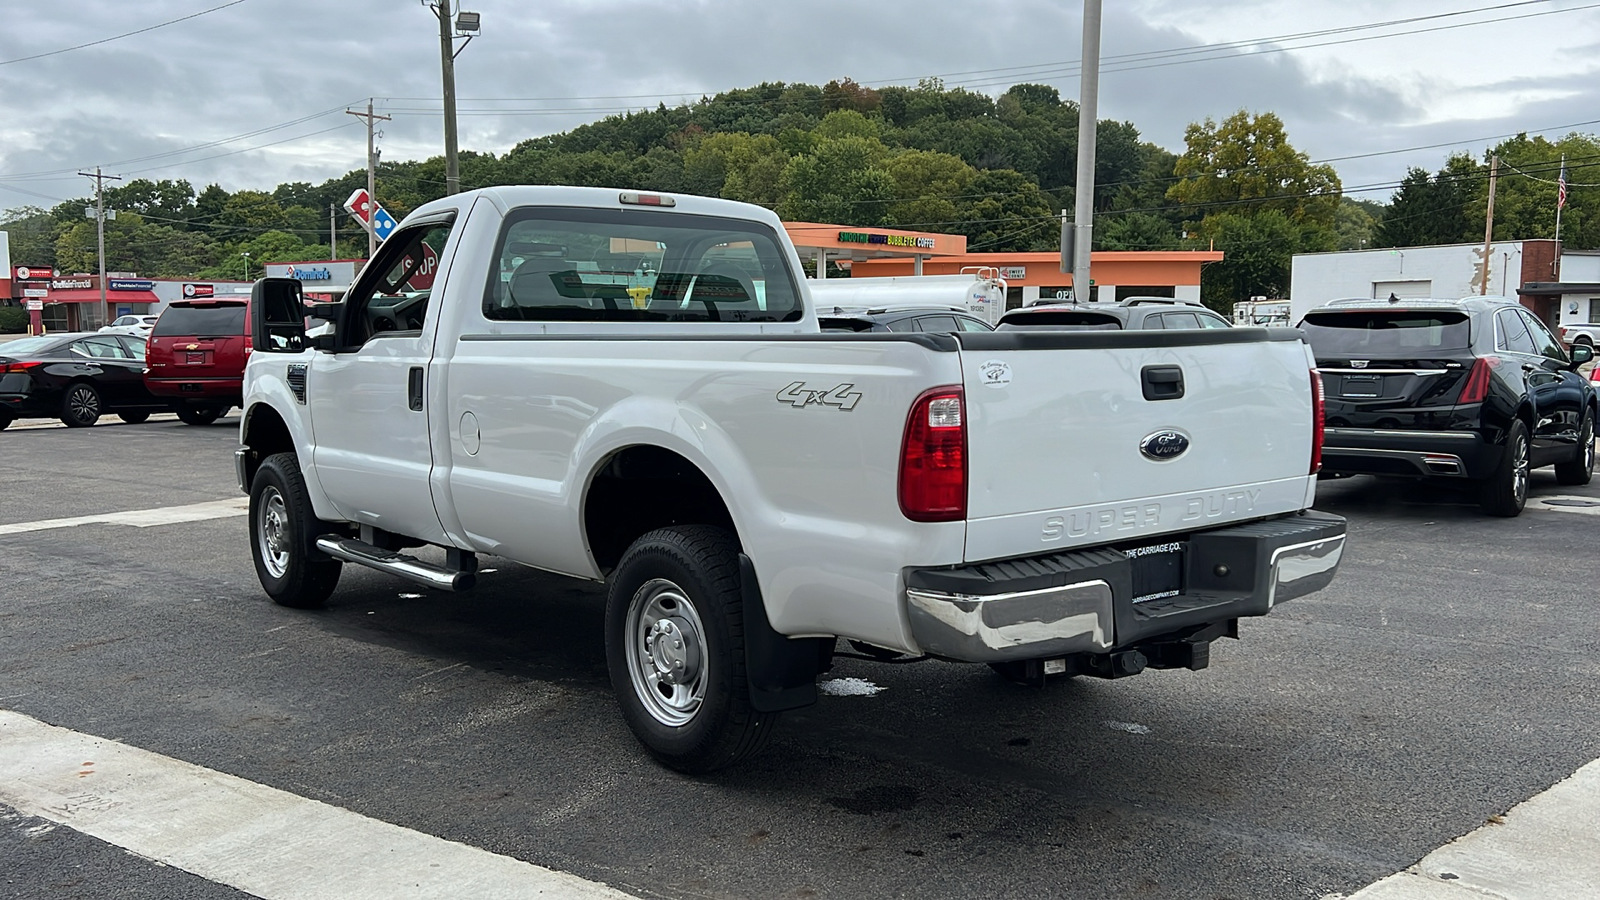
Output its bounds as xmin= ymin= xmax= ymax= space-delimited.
xmin=1321 ymin=427 xmax=1499 ymax=479
xmin=902 ymin=511 xmax=1346 ymax=663
xmin=145 ymin=376 xmax=242 ymax=405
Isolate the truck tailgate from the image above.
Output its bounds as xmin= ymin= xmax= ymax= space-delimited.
xmin=956 ymin=328 xmax=1317 ymax=562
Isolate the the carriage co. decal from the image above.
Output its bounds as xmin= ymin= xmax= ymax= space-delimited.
xmin=978 ymin=359 xmax=1012 ymax=388
xmin=777 ymin=382 xmax=863 ymax=411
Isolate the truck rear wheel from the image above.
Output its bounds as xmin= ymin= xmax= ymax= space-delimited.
xmin=249 ymin=451 xmax=341 ymax=609
xmin=605 ymin=525 xmax=774 ymax=773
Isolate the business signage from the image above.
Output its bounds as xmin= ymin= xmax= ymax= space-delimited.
xmin=1000 ymin=266 xmax=1027 ymax=279
xmin=51 ymin=278 xmax=93 ymax=290
xmin=837 ymin=231 xmax=938 ymax=250
xmin=182 ymin=283 xmax=215 ymax=298
xmin=344 ymin=188 xmax=398 ymax=241
xmin=22 ymin=288 xmax=48 ymax=298
xmin=25 ymin=299 xmax=44 ymax=311
xmin=284 ymin=266 xmax=332 ymax=281
xmin=109 ymin=279 xmax=156 ymax=291
xmin=13 ymin=266 xmax=54 ymax=281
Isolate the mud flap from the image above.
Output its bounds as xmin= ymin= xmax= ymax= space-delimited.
xmin=740 ymin=554 xmax=827 ymax=713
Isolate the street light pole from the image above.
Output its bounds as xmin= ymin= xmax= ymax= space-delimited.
xmin=1071 ymin=0 xmax=1103 ymax=303
xmin=241 ymin=251 xmax=251 ymax=282
xmin=435 ymin=0 xmax=461 ymax=195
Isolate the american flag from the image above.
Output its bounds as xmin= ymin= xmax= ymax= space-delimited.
xmin=1558 ymin=161 xmax=1568 ymax=210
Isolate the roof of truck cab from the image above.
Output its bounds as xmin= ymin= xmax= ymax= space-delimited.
xmin=404 ymin=186 xmax=788 ymax=233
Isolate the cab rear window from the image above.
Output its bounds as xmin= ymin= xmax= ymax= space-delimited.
xmin=152 ymin=303 xmax=247 ymax=338
xmin=1301 ymin=310 xmax=1471 ymax=355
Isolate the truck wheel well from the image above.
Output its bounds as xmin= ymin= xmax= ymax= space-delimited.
xmin=585 ymin=446 xmax=737 ymax=573
xmin=241 ymin=404 xmax=295 ymax=488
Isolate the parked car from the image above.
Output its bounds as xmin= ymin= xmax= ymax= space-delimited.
xmin=0 ymin=333 xmax=169 ymax=428
xmin=998 ymin=297 xmax=1233 ymax=331
xmin=1557 ymin=322 xmax=1600 ymax=348
xmin=99 ymin=314 xmax=161 ymax=338
xmin=144 ymin=298 xmax=249 ymax=425
xmin=818 ymin=305 xmax=994 ymax=333
xmin=1302 ymin=296 xmax=1596 ymax=516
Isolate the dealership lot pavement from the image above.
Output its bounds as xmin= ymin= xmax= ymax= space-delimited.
xmin=3 ymin=420 xmax=1599 ymax=900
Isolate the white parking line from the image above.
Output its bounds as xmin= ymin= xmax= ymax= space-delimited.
xmin=0 ymin=498 xmax=249 ymax=536
xmin=0 ymin=710 xmax=637 ymax=900
xmin=1340 ymin=757 xmax=1600 ymax=899
xmin=5 ymin=413 xmax=186 ymax=431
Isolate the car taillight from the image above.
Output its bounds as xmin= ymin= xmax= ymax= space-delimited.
xmin=0 ymin=361 xmax=44 ymax=374
xmin=1457 ymin=356 xmax=1499 ymax=404
xmin=899 ymin=387 xmax=966 ymax=522
xmin=1310 ymin=368 xmax=1325 ymax=475
xmin=243 ymin=331 xmax=253 ymax=355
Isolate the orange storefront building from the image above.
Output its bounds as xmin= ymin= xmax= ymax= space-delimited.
xmin=782 ymin=223 xmax=1221 ymax=310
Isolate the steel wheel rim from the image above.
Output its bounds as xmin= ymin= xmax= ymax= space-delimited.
xmin=1586 ymin=418 xmax=1595 ymax=472
xmin=257 ymin=487 xmax=291 ymax=578
xmin=624 ymin=578 xmax=709 ymax=727
xmin=1513 ymin=433 xmax=1529 ymax=503
xmin=69 ymin=387 xmax=98 ymax=423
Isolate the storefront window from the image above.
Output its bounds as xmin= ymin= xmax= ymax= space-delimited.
xmin=40 ymin=304 xmax=70 ymax=334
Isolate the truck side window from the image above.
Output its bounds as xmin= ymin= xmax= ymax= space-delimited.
xmin=342 ymin=219 xmax=456 ymax=346
xmin=482 ymin=206 xmax=803 ymax=324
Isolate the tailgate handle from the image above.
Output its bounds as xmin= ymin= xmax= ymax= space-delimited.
xmin=1141 ymin=365 xmax=1185 ymax=401
xmin=407 ymin=366 xmax=424 ymax=412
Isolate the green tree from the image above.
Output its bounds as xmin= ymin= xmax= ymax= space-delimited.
xmin=1373 ymin=155 xmax=1480 ymax=248
xmin=1096 ymin=212 xmax=1180 ymax=250
xmin=777 ymin=135 xmax=896 ymax=225
xmin=1167 ymin=110 xmax=1341 ymax=227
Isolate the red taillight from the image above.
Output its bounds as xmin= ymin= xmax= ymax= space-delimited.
xmin=1310 ymin=369 xmax=1325 ymax=475
xmin=899 ymin=386 xmax=966 ymax=522
xmin=0 ymin=361 xmax=44 ymax=374
xmin=1457 ymin=356 xmax=1499 ymax=404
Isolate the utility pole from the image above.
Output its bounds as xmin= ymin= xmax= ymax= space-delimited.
xmin=1480 ymin=154 xmax=1499 ymax=295
xmin=346 ymin=101 xmax=391 ymax=259
xmin=78 ymin=166 xmax=121 ymax=329
xmin=329 ymin=203 xmax=337 ymax=261
xmin=1071 ymin=0 xmax=1103 ymax=303
xmin=436 ymin=0 xmax=461 ymax=195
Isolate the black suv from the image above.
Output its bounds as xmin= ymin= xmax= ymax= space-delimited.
xmin=818 ymin=306 xmax=993 ymax=333
xmin=1302 ymin=296 xmax=1597 ymax=516
xmin=997 ymin=297 xmax=1233 ymax=331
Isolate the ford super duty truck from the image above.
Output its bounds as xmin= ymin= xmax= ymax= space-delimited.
xmin=236 ymin=186 xmax=1346 ymax=772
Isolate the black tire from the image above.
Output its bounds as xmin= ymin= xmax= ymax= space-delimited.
xmin=1555 ymin=409 xmax=1596 ymax=486
xmin=1577 ymin=335 xmax=1594 ymax=347
xmin=604 ymin=525 xmax=773 ymax=774
xmin=117 ymin=411 xmax=151 ymax=425
xmin=249 ymin=451 xmax=342 ymax=609
xmin=175 ymin=404 xmax=225 ymax=426
xmin=60 ymin=382 xmax=101 ymax=427
xmin=1480 ymin=419 xmax=1530 ymax=517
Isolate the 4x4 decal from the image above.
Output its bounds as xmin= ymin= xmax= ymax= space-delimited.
xmin=777 ymin=382 xmax=862 ymax=411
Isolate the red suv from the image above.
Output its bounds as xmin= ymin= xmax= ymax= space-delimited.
xmin=144 ymin=298 xmax=250 ymax=425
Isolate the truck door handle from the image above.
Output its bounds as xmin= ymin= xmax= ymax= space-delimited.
xmin=1141 ymin=365 xmax=1185 ymax=401
xmin=408 ymin=366 xmax=424 ymax=411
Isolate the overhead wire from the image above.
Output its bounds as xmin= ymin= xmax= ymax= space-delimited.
xmin=0 ymin=0 xmax=252 ymax=67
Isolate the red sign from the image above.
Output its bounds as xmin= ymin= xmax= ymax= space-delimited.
xmin=405 ymin=243 xmax=439 ymax=291
xmin=344 ymin=188 xmax=374 ymax=225
xmin=13 ymin=266 xmax=53 ymax=281
xmin=181 ymin=283 xmax=215 ymax=298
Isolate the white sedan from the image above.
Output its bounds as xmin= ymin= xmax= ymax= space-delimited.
xmin=99 ymin=315 xmax=160 ymax=338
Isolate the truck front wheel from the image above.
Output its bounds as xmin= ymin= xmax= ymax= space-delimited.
xmin=249 ymin=452 xmax=341 ymax=609
xmin=605 ymin=525 xmax=774 ymax=773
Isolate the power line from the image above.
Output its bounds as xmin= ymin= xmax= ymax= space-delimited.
xmin=0 ymin=0 xmax=252 ymax=67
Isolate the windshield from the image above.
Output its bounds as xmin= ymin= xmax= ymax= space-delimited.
xmin=484 ymin=207 xmax=803 ymax=323
xmin=152 ymin=303 xmax=248 ymax=338
xmin=998 ymin=310 xmax=1122 ymax=331
xmin=0 ymin=336 xmax=64 ymax=355
xmin=1301 ymin=310 xmax=1471 ymax=356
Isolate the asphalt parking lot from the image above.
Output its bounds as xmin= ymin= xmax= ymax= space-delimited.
xmin=3 ymin=418 xmax=1599 ymax=900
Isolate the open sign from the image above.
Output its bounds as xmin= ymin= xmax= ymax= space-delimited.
xmin=405 ymin=243 xmax=440 ymax=291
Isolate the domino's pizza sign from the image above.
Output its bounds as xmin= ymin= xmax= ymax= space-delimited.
xmin=344 ymin=188 xmax=399 ymax=242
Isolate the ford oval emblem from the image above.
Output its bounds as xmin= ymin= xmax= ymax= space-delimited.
xmin=1140 ymin=430 xmax=1190 ymax=461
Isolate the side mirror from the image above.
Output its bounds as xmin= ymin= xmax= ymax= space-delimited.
xmin=251 ymin=278 xmax=307 ymax=353
xmin=1571 ymin=343 xmax=1594 ymax=368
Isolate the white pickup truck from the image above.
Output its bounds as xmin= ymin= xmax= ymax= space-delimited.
xmin=236 ymin=186 xmax=1346 ymax=772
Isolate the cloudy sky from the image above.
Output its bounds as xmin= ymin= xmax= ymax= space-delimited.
xmin=1 ymin=0 xmax=1598 ymax=213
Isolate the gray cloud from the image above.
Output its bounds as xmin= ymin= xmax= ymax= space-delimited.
xmin=2 ymin=0 xmax=1598 ymax=212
